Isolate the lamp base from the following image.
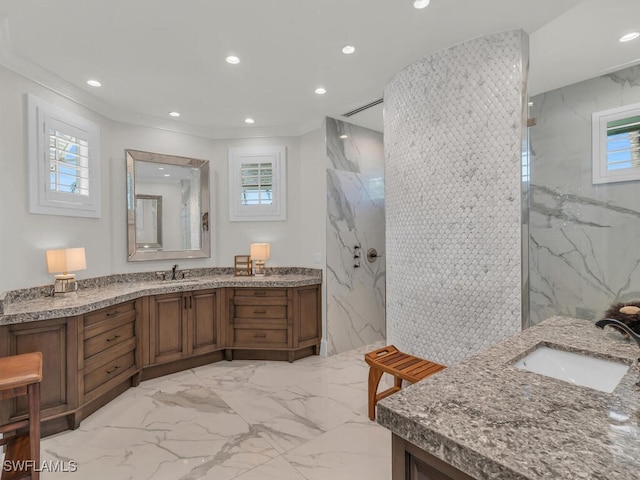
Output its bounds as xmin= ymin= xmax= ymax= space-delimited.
xmin=253 ymin=260 xmax=266 ymax=277
xmin=53 ymin=274 xmax=78 ymax=295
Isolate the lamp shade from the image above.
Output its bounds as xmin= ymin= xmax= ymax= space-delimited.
xmin=250 ymin=243 xmax=271 ymax=261
xmin=46 ymin=248 xmax=87 ymax=274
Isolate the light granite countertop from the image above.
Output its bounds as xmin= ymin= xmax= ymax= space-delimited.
xmin=377 ymin=316 xmax=640 ymax=480
xmin=0 ymin=268 xmax=321 ymax=325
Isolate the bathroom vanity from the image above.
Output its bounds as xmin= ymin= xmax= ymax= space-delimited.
xmin=377 ymin=316 xmax=640 ymax=480
xmin=0 ymin=269 xmax=321 ymax=435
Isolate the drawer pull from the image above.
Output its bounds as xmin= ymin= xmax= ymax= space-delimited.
xmin=106 ymin=334 xmax=122 ymax=342
xmin=106 ymin=365 xmax=121 ymax=374
xmin=106 ymin=310 xmax=121 ymax=317
xmin=254 ymin=309 xmax=266 ymax=314
xmin=253 ymin=291 xmax=267 ymax=296
xmin=254 ymin=333 xmax=267 ymax=338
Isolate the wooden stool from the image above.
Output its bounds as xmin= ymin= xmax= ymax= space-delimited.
xmin=365 ymin=345 xmax=445 ymax=420
xmin=0 ymin=352 xmax=43 ymax=480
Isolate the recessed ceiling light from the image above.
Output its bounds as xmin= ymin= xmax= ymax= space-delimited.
xmin=528 ymin=101 xmax=533 ymax=107
xmin=164 ymin=174 xmax=170 ymax=177
xmin=86 ymin=79 xmax=101 ymax=87
xmin=226 ymin=55 xmax=240 ymax=64
xmin=169 ymin=111 xmax=181 ymax=117
xmin=245 ymin=118 xmax=255 ymax=124
xmin=342 ymin=45 xmax=355 ymax=55
xmin=340 ymin=134 xmax=348 ymax=139
xmin=315 ymin=87 xmax=327 ymax=95
xmin=413 ymin=0 xmax=430 ymax=9
xmin=158 ymin=167 xmax=164 ymax=170
xmin=619 ymin=32 xmax=640 ymax=43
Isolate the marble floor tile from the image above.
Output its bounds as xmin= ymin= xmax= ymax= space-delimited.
xmin=25 ymin=344 xmax=394 ymax=479
xmin=284 ymin=421 xmax=391 ymax=480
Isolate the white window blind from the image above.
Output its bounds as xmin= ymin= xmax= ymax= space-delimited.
xmin=605 ymin=116 xmax=640 ymax=171
xmin=241 ymin=162 xmax=273 ymax=205
xmin=49 ymin=129 xmax=90 ymax=196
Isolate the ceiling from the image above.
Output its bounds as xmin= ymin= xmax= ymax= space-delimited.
xmin=0 ymin=0 xmax=638 ymax=137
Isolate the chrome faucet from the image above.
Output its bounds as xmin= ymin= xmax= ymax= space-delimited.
xmin=171 ymin=264 xmax=179 ymax=280
xmin=595 ymin=318 xmax=640 ymax=348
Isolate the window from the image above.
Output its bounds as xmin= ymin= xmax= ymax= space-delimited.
xmin=28 ymin=94 xmax=101 ymax=217
xmin=592 ymin=102 xmax=640 ymax=184
xmin=228 ymin=146 xmax=286 ymax=221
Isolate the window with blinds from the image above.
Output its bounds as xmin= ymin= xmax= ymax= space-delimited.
xmin=28 ymin=94 xmax=101 ymax=217
xmin=241 ymin=162 xmax=273 ymax=205
xmin=606 ymin=116 xmax=640 ymax=171
xmin=592 ymin=103 xmax=640 ymax=185
xmin=228 ymin=146 xmax=286 ymax=221
xmin=49 ymin=130 xmax=90 ymax=196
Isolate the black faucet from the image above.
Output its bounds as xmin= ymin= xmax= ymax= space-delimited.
xmin=595 ymin=318 xmax=640 ymax=348
xmin=171 ymin=264 xmax=179 ymax=280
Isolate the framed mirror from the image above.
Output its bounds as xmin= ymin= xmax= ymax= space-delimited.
xmin=126 ymin=149 xmax=210 ymax=261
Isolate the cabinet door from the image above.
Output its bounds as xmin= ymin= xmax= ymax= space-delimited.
xmin=295 ymin=285 xmax=321 ymax=347
xmin=188 ymin=289 xmax=219 ymax=356
xmin=0 ymin=317 xmax=78 ymax=422
xmin=149 ymin=293 xmax=188 ymax=364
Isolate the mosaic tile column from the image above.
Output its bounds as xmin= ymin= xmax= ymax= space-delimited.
xmin=384 ymin=30 xmax=528 ymax=365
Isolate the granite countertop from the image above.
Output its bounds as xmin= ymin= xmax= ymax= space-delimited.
xmin=377 ymin=316 xmax=640 ymax=480
xmin=0 ymin=268 xmax=321 ymax=325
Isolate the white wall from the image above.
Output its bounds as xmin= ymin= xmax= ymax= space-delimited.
xmin=0 ymin=65 xmax=326 ymax=293
xmin=0 ymin=66 xmax=116 ymax=290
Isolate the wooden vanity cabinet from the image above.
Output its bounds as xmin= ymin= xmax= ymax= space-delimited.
xmin=0 ymin=316 xmax=78 ymax=433
xmin=79 ymin=301 xmax=140 ymax=405
xmin=148 ymin=289 xmax=220 ymax=366
xmin=0 ymin=282 xmax=319 ymax=435
xmin=227 ymin=285 xmax=321 ymax=362
xmin=392 ymin=434 xmax=475 ymax=480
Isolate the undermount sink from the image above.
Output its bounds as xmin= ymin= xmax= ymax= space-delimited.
xmin=513 ymin=346 xmax=629 ymax=393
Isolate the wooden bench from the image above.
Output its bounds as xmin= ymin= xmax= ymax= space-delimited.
xmin=365 ymin=345 xmax=445 ymax=420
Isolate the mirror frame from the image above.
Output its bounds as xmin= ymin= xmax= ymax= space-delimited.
xmin=126 ymin=149 xmax=211 ymax=262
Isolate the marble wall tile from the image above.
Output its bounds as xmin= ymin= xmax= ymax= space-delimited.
xmin=529 ymin=65 xmax=640 ymax=323
xmin=384 ymin=30 xmax=527 ymax=365
xmin=325 ymin=118 xmax=386 ymax=355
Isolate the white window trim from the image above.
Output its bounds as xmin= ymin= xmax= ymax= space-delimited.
xmin=592 ymin=101 xmax=640 ymax=185
xmin=27 ymin=94 xmax=101 ymax=218
xmin=228 ymin=146 xmax=286 ymax=221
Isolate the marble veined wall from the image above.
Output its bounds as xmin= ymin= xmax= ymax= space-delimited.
xmin=529 ymin=65 xmax=640 ymax=324
xmin=326 ymin=117 xmax=386 ymax=355
xmin=384 ymin=30 xmax=528 ymax=366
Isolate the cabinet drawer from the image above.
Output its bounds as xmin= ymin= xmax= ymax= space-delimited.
xmin=233 ymin=288 xmax=287 ymax=298
xmin=233 ymin=327 xmax=287 ymax=346
xmin=234 ymin=305 xmax=287 ymax=319
xmin=84 ymin=321 xmax=135 ymax=359
xmin=84 ymin=301 xmax=136 ymax=330
xmin=84 ymin=350 xmax=136 ymax=395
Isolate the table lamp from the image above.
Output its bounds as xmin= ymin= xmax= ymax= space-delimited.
xmin=250 ymin=243 xmax=270 ymax=276
xmin=46 ymin=247 xmax=86 ymax=294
